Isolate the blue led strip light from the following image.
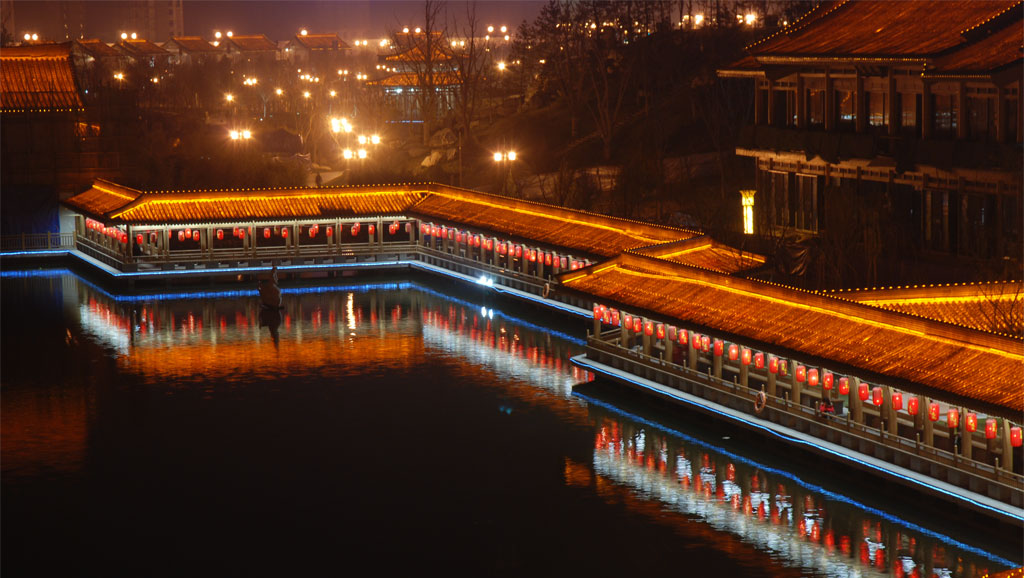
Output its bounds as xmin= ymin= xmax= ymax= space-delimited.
xmin=0 ymin=249 xmax=72 ymax=257
xmin=571 ymin=356 xmax=1024 ymax=527
xmin=574 ymin=390 xmax=1019 ymax=568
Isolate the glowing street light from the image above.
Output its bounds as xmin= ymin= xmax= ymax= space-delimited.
xmin=275 ymin=88 xmax=283 ymax=96
xmin=300 ymin=29 xmax=308 ymax=36
xmin=343 ymin=149 xmax=353 ymax=160
xmin=744 ymin=13 xmax=757 ymax=26
xmin=357 ymin=149 xmax=367 ymax=159
xmin=303 ymin=91 xmax=311 ymax=99
xmin=370 ymin=134 xmax=381 ymax=145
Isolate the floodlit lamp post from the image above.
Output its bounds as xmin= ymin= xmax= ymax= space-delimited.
xmin=493 ymin=151 xmax=517 ymax=194
xmin=741 ymin=190 xmax=756 ymax=235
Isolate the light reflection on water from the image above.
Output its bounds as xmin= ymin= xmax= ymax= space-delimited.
xmin=1 ymin=269 xmax=1019 ymax=576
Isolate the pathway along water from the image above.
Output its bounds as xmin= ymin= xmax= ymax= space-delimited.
xmin=1 ymin=268 xmax=1020 ymax=576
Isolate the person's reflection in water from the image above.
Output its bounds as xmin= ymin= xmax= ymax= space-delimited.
xmin=259 ymin=306 xmax=282 ymax=348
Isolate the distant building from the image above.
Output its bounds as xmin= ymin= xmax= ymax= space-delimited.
xmin=285 ymin=32 xmax=350 ymax=70
xmin=162 ymin=36 xmax=225 ymax=66
xmin=222 ymin=34 xmax=279 ymax=75
xmin=127 ymin=0 xmax=184 ymax=43
xmin=720 ymin=0 xmax=1022 ymax=283
xmin=374 ymin=31 xmax=460 ymax=123
xmin=115 ymin=37 xmax=170 ymax=69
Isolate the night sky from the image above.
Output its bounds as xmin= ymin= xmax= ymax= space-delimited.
xmin=8 ymin=0 xmax=546 ymax=43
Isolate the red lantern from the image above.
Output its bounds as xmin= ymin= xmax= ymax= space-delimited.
xmin=610 ymin=309 xmax=619 ymax=326
xmin=326 ymin=226 xmax=333 ymax=237
xmin=907 ymin=397 xmax=919 ymax=415
xmin=667 ymin=326 xmax=677 ymax=341
xmin=741 ymin=348 xmax=752 ymax=366
xmin=264 ymin=228 xmax=272 ymax=239
xmin=754 ymin=352 xmax=764 ymax=369
xmin=858 ymin=383 xmax=870 ymax=401
xmin=1011 ymin=427 xmax=1022 ymax=447
xmin=421 ymin=223 xmax=430 ymax=235
xmin=405 ymin=222 xmax=412 ymax=233
xmin=700 ymin=335 xmax=710 ymax=352
xmin=192 ymin=230 xmax=200 ymax=241
xmin=136 ymin=233 xmax=144 ymax=244
xmin=529 ymin=249 xmax=537 ymax=262
xmin=795 ymin=365 xmax=807 ymax=383
xmin=515 ymin=245 xmax=523 ymax=258
xmin=593 ymin=305 xmax=601 ymax=320
xmin=947 ymin=409 xmax=959 ymax=429
xmin=560 ymin=257 xmax=568 ymax=269
xmin=965 ymin=413 xmax=977 ymax=432
xmin=678 ymin=328 xmax=688 ymax=345
xmin=822 ymin=372 xmax=833 ymax=390
xmin=838 ymin=377 xmax=850 ymax=396
xmin=368 ymin=224 xmax=375 ymax=236
xmin=570 ymin=261 xmax=578 ymax=271
xmin=184 ymin=228 xmax=191 ymax=238
xmin=891 ymin=392 xmax=903 ymax=411
xmin=281 ymin=228 xmax=289 ymax=239
xmin=808 ymin=369 xmax=819 ymax=387
xmin=544 ymin=252 xmax=552 ymax=266
xmin=310 ymin=226 xmax=316 ymax=238
xmin=178 ymin=230 xmax=185 ymax=242
xmin=871 ymin=387 xmax=883 ymax=406
xmin=351 ymin=223 xmax=360 ymax=236
xmin=643 ymin=321 xmax=653 ymax=336
xmin=928 ymin=402 xmax=940 ymax=422
xmin=498 ymin=243 xmax=507 ymax=255
xmin=239 ymin=228 xmax=246 ymax=239
xmin=768 ymin=357 xmax=779 ymax=374
xmin=623 ymin=314 xmax=633 ymax=329
xmin=655 ymin=324 xmax=665 ymax=340
xmin=486 ymin=238 xmax=494 ymax=251
xmin=120 ymin=232 xmax=128 ymax=244
xmin=713 ymin=340 xmax=723 ymax=356
xmin=778 ymin=360 xmax=787 ymax=376
xmin=150 ymin=232 xmax=157 ymax=243
xmin=216 ymin=229 xmax=224 ymax=240
xmin=632 ymin=317 xmax=642 ymax=334
xmin=985 ymin=419 xmax=998 ymax=439
xmin=727 ymin=344 xmax=738 ymax=360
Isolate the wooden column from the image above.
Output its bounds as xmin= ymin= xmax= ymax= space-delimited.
xmin=960 ymin=410 xmax=972 ymax=459
xmin=664 ymin=334 xmax=674 ymax=363
xmin=687 ymin=335 xmax=697 ymax=371
xmin=592 ymin=304 xmax=601 ymax=337
xmin=767 ymin=367 xmax=777 ymax=398
xmin=1000 ymin=418 xmax=1014 ymax=472
xmin=642 ymin=322 xmax=651 ymax=357
xmin=884 ymin=386 xmax=898 ymax=435
xmin=789 ymin=366 xmax=801 ymax=406
xmin=712 ymin=348 xmax=722 ymax=380
xmin=850 ymin=377 xmax=863 ymax=424
xmin=766 ymin=79 xmax=775 ymax=126
xmin=923 ymin=398 xmax=934 ymax=446
xmin=739 ymin=361 xmax=749 ymax=388
xmin=619 ymin=316 xmax=629 ymax=347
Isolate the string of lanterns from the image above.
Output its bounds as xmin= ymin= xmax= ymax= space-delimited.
xmin=590 ymin=302 xmax=1023 ymax=446
xmin=420 ymin=223 xmax=589 ymax=271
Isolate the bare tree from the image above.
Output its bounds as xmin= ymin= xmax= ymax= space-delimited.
xmin=388 ymin=0 xmax=447 ymax=145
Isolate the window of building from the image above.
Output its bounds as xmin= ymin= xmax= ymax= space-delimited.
xmin=834 ymin=89 xmax=855 ymax=131
xmin=866 ymin=91 xmax=888 ymax=130
xmin=772 ymin=89 xmax=796 ymax=128
xmin=806 ymin=89 xmax=825 ymax=128
xmin=765 ymin=170 xmax=789 ymax=227
xmin=932 ymin=93 xmax=958 ymax=138
xmin=793 ymin=174 xmax=820 ymax=232
xmin=966 ymin=96 xmax=996 ymax=141
xmin=898 ymin=92 xmax=920 ymax=137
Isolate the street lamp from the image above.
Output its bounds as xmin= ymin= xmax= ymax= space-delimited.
xmin=493 ymin=150 xmax=517 ymax=194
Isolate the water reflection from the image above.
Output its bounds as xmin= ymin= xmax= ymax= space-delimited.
xmin=1 ymin=268 xmax=1018 ymax=576
xmin=576 ymin=392 xmax=1017 ymax=577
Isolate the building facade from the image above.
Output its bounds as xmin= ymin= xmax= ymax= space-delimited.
xmin=721 ymin=1 xmax=1022 ymax=284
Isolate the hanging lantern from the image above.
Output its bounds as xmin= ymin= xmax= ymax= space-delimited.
xmin=368 ymin=224 xmax=375 ymax=236
xmin=192 ymin=230 xmax=200 ymax=241
xmin=1011 ymin=427 xmax=1023 ymax=447
xmin=795 ymin=365 xmax=807 ymax=383
xmin=624 ymin=314 xmax=633 ymax=329
xmin=985 ymin=419 xmax=998 ymax=439
xmin=216 ymin=229 xmax=224 ymax=240
xmin=421 ymin=223 xmax=430 ymax=235
xmin=655 ymin=324 xmax=665 ymax=340
xmin=136 ymin=233 xmax=144 ymax=245
xmin=822 ymin=372 xmax=833 ymax=390
xmin=871 ymin=387 xmax=883 ymax=407
xmin=741 ymin=348 xmax=752 ymax=366
xmin=405 ymin=222 xmax=413 ymax=233
xmin=610 ymin=309 xmax=620 ymax=326
xmin=593 ymin=305 xmax=601 ymax=320
xmin=233 ymin=227 xmax=239 ymax=238
xmin=858 ymin=383 xmax=870 ymax=401
xmin=499 ymin=242 xmax=507 ymax=255
xmin=178 ymin=230 xmax=185 ymax=241
xmin=644 ymin=321 xmax=654 ymax=336
xmin=310 ymin=226 xmax=316 ymax=238
xmin=570 ymin=261 xmax=578 ymax=271
xmin=947 ymin=409 xmax=959 ymax=429
xmin=485 ymin=238 xmax=494 ymax=251
xmin=560 ymin=257 xmax=568 ymax=269
xmin=907 ymin=397 xmax=919 ymax=415
xmin=928 ymin=402 xmax=940 ymax=422
xmin=808 ymin=369 xmax=819 ymax=387
xmin=778 ymin=360 xmax=788 ymax=376
xmin=701 ymin=335 xmax=710 ymax=352
xmin=150 ymin=232 xmax=157 ymax=243
xmin=677 ymin=328 xmax=688 ymax=345
xmin=754 ymin=352 xmax=764 ymax=369
xmin=239 ymin=228 xmax=246 ymax=239
xmin=515 ymin=245 xmax=523 ymax=258
xmin=120 ymin=232 xmax=128 ymax=244
xmin=326 ymin=226 xmax=333 ymax=237
xmin=632 ymin=317 xmax=642 ymax=334
xmin=281 ymin=228 xmax=289 ymax=239
xmin=601 ymin=307 xmax=611 ymax=324
xmin=769 ymin=357 xmax=779 ymax=374
xmin=838 ymin=377 xmax=850 ymax=396
xmin=727 ymin=343 xmax=738 ymax=360
xmin=264 ymin=228 xmax=272 ymax=239
xmin=528 ymin=248 xmax=536 ymax=261
xmin=965 ymin=413 xmax=977 ymax=432
xmin=713 ymin=339 xmax=723 ymax=356
xmin=184 ymin=228 xmax=191 ymax=238
xmin=351 ymin=223 xmax=360 ymax=236
xmin=544 ymin=252 xmax=552 ymax=266
xmin=891 ymin=392 xmax=903 ymax=411
xmin=667 ymin=326 xmax=677 ymax=341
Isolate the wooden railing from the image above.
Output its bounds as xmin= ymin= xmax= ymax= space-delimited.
xmin=586 ymin=336 xmax=1024 ymax=494
xmin=0 ymin=232 xmax=75 ymax=252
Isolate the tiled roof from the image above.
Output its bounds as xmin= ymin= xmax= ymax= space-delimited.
xmin=370 ymin=71 xmax=461 ymax=88
xmin=386 ymin=32 xmax=453 ymax=63
xmin=225 ymin=35 xmax=278 ymax=53
xmin=828 ymin=281 xmax=1024 ymax=335
xmin=927 ymin=20 xmax=1023 ymax=75
xmin=166 ymin=36 xmax=222 ymax=54
xmin=560 ymin=253 xmax=1024 ymax=413
xmin=64 ymin=181 xmax=698 ymax=257
xmin=411 ymin=185 xmax=696 ymax=257
xmin=117 ymin=38 xmax=169 ymax=57
xmin=0 ymin=43 xmax=84 ymax=112
xmin=74 ymin=38 xmax=120 ymax=58
xmin=631 ymin=237 xmax=765 ymax=274
xmin=293 ymin=33 xmax=350 ymax=51
xmin=746 ymin=0 xmax=1020 ymax=59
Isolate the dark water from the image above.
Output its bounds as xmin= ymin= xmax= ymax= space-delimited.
xmin=1 ymin=269 xmax=1019 ymax=576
